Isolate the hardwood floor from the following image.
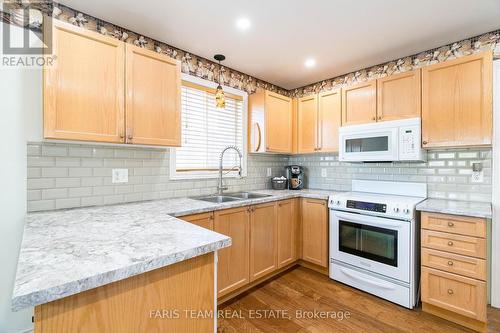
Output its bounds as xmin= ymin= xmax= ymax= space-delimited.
xmin=218 ymin=266 xmax=500 ymax=333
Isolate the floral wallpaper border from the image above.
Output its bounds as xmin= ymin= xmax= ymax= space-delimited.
xmin=2 ymin=1 xmax=500 ymax=98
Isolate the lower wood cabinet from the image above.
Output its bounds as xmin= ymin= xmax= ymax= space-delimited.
xmin=277 ymin=199 xmax=299 ymax=268
xmin=421 ymin=212 xmax=487 ymax=332
xmin=180 ymin=212 xmax=214 ymax=230
xmin=301 ymin=198 xmax=328 ymax=267
xmin=250 ymin=202 xmax=278 ymax=281
xmin=214 ymin=207 xmax=250 ymax=297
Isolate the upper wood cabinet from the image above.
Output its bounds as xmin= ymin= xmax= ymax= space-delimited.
xmin=214 ymin=206 xmax=250 ymax=297
xmin=318 ymin=90 xmax=342 ymax=152
xmin=296 ymin=91 xmax=341 ymax=153
xmin=341 ymin=80 xmax=377 ymax=126
xmin=297 ymin=94 xmax=318 ymax=153
xmin=250 ymin=202 xmax=278 ymax=281
xmin=377 ymin=69 xmax=421 ymax=121
xmin=422 ymin=52 xmax=493 ymax=148
xmin=301 ymin=198 xmax=328 ymax=268
xmin=277 ymin=199 xmax=299 ymax=268
xmin=44 ymin=20 xmax=125 ymax=143
xmin=180 ymin=212 xmax=214 ymax=230
xmin=44 ymin=20 xmax=181 ymax=147
xmin=249 ymin=89 xmax=293 ymax=153
xmin=125 ymin=44 xmax=181 ymax=146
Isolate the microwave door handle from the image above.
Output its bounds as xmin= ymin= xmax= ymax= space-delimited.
xmin=339 ymin=268 xmax=397 ymax=290
xmin=334 ymin=212 xmax=402 ymax=229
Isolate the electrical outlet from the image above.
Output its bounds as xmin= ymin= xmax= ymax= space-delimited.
xmin=266 ymin=168 xmax=272 ymax=177
xmin=112 ymin=169 xmax=128 ymax=183
xmin=321 ymin=168 xmax=327 ymax=178
xmin=471 ymin=171 xmax=484 ymax=183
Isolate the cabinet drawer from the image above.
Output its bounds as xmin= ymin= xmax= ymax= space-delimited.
xmin=422 ymin=248 xmax=486 ymax=280
xmin=421 ymin=230 xmax=486 ymax=259
xmin=421 ymin=267 xmax=486 ymax=321
xmin=422 ymin=212 xmax=486 ymax=238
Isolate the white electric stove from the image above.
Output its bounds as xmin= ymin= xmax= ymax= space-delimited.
xmin=328 ymin=180 xmax=427 ymax=309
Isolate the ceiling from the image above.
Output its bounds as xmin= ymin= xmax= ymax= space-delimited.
xmin=60 ymin=0 xmax=500 ymax=90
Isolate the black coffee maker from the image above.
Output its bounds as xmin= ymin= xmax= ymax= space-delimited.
xmin=286 ymin=165 xmax=304 ymax=190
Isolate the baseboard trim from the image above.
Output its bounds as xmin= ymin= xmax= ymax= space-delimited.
xmin=422 ymin=302 xmax=487 ymax=333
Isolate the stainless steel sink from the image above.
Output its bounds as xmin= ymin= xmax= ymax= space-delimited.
xmin=191 ymin=195 xmax=243 ymax=204
xmin=225 ymin=192 xmax=272 ymax=199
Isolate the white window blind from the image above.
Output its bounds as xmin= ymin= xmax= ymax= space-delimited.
xmin=175 ymin=82 xmax=244 ymax=173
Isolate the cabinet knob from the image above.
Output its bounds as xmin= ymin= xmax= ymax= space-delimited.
xmin=119 ymin=133 xmax=125 ymax=139
xmin=447 ymin=289 xmax=454 ymax=295
xmin=422 ymin=141 xmax=428 ymax=145
xmin=447 ymin=260 xmax=454 ymax=266
xmin=377 ymin=116 xmax=382 ymax=120
xmin=448 ymin=222 xmax=454 ymax=227
xmin=371 ymin=117 xmax=376 ymax=121
xmin=448 ymin=241 xmax=454 ymax=246
xmin=127 ymin=135 xmax=133 ymax=140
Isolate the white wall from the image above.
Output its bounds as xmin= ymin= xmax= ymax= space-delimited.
xmin=0 ymin=23 xmax=41 ymax=333
xmin=492 ymin=59 xmax=500 ymax=308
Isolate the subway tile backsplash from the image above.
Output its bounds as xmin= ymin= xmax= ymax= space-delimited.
xmin=289 ymin=148 xmax=492 ymax=203
xmin=27 ymin=142 xmax=492 ymax=212
xmin=27 ymin=142 xmax=289 ymax=212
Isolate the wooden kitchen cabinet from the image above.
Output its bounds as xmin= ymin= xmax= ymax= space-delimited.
xmin=297 ymin=94 xmax=318 ymax=153
xmin=318 ymin=90 xmax=342 ymax=152
xmin=214 ymin=206 xmax=250 ymax=297
xmin=277 ymin=199 xmax=299 ymax=268
xmin=301 ymin=198 xmax=328 ymax=267
xmin=377 ymin=69 xmax=421 ymax=121
xmin=341 ymin=80 xmax=377 ymax=126
xmin=249 ymin=89 xmax=293 ymax=153
xmin=125 ymin=44 xmax=181 ymax=146
xmin=44 ymin=19 xmax=125 ymax=143
xmin=180 ymin=212 xmax=214 ymax=230
xmin=44 ymin=20 xmax=181 ymax=147
xmin=422 ymin=52 xmax=493 ymax=148
xmin=250 ymin=202 xmax=278 ymax=281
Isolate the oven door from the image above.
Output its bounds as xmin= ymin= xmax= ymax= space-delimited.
xmin=330 ymin=210 xmax=410 ymax=283
xmin=339 ymin=127 xmax=399 ymax=162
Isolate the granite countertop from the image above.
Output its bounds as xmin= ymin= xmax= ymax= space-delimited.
xmin=12 ymin=189 xmax=338 ymax=311
xmin=416 ymin=198 xmax=492 ymax=219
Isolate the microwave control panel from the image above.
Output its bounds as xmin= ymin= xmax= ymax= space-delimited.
xmin=399 ymin=125 xmax=425 ymax=161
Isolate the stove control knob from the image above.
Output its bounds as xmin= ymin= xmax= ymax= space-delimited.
xmin=393 ymin=207 xmax=400 ymax=213
xmin=336 ymin=200 xmax=341 ymax=205
xmin=403 ymin=208 xmax=410 ymax=214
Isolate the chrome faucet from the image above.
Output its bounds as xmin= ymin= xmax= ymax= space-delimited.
xmin=217 ymin=146 xmax=243 ymax=195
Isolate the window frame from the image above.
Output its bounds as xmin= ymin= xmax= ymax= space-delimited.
xmin=169 ymin=74 xmax=248 ymax=180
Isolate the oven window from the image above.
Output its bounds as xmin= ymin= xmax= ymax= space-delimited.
xmin=345 ymin=136 xmax=389 ymax=153
xmin=339 ymin=220 xmax=397 ymax=267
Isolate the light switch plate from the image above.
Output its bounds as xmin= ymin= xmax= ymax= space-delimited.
xmin=112 ymin=169 xmax=128 ymax=183
xmin=321 ymin=168 xmax=327 ymax=178
xmin=266 ymin=168 xmax=272 ymax=177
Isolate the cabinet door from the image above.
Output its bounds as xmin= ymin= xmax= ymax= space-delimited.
xmin=377 ymin=69 xmax=421 ymax=121
xmin=125 ymin=44 xmax=181 ymax=146
xmin=297 ymin=94 xmax=318 ymax=153
xmin=277 ymin=199 xmax=299 ymax=268
xmin=44 ymin=20 xmax=125 ymax=143
xmin=422 ymin=52 xmax=492 ymax=148
xmin=341 ymin=81 xmax=377 ymax=126
xmin=301 ymin=198 xmax=328 ymax=267
xmin=250 ymin=202 xmax=278 ymax=281
xmin=214 ymin=207 xmax=250 ymax=297
xmin=265 ymin=91 xmax=293 ymax=153
xmin=318 ymin=90 xmax=341 ymax=152
xmin=180 ymin=212 xmax=214 ymax=230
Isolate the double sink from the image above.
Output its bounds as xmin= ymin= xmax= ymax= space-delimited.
xmin=191 ymin=192 xmax=272 ymax=204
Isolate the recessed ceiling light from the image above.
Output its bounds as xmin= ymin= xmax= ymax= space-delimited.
xmin=236 ymin=17 xmax=251 ymax=31
xmin=305 ymin=58 xmax=316 ymax=68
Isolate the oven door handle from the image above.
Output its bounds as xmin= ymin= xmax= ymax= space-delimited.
xmin=333 ymin=211 xmax=403 ymax=229
xmin=339 ymin=268 xmax=397 ymax=290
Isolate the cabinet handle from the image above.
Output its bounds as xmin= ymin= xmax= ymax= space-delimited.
xmin=448 ymin=222 xmax=454 ymax=227
xmin=377 ymin=116 xmax=382 ymax=120
xmin=448 ymin=241 xmax=454 ymax=246
xmin=447 ymin=289 xmax=454 ymax=295
xmin=127 ymin=135 xmax=133 ymax=140
xmin=371 ymin=117 xmax=376 ymax=121
xmin=447 ymin=260 xmax=454 ymax=266
xmin=422 ymin=141 xmax=428 ymax=145
xmin=119 ymin=133 xmax=125 ymax=139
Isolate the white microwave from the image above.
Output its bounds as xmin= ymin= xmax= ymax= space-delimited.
xmin=339 ymin=118 xmax=425 ymax=162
